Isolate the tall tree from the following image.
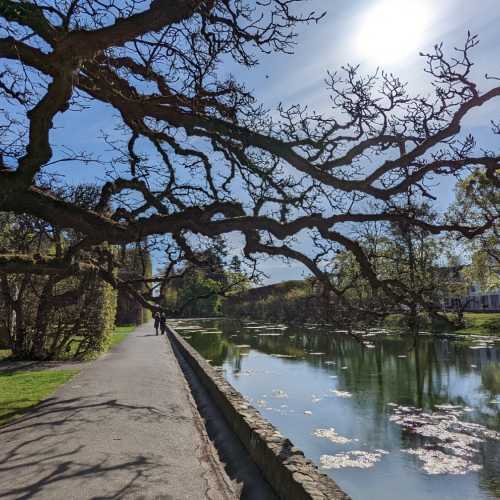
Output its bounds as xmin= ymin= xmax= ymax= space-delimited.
xmin=382 ymin=199 xmax=441 ymax=329
xmin=0 ymin=2 xmax=498 ymax=313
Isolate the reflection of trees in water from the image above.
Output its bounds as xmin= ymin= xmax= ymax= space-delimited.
xmin=189 ymin=319 xmax=500 ymax=417
xmin=188 ymin=330 xmax=229 ymax=366
xmin=482 ymin=363 xmax=500 ymax=396
xmin=478 ymin=440 xmax=500 ymax=499
xmin=187 ymin=319 xmax=500 ymax=497
xmin=192 ymin=321 xmax=500 ymax=413
xmin=231 ymin=353 xmax=242 ymax=373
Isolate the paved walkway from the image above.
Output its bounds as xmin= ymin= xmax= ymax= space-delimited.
xmin=0 ymin=323 xmax=236 ymax=500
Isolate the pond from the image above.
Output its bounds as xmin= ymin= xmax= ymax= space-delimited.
xmin=169 ymin=319 xmax=500 ymax=500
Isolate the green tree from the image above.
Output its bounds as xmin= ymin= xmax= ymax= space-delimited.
xmin=0 ymin=186 xmax=120 ymax=360
xmin=116 ymin=244 xmax=153 ymax=325
xmin=447 ymin=171 xmax=500 ymax=291
xmin=327 ymin=199 xmax=444 ymax=332
xmin=162 ymin=239 xmax=252 ymax=317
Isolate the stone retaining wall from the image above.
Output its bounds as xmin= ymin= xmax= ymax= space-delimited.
xmin=167 ymin=324 xmax=351 ymax=500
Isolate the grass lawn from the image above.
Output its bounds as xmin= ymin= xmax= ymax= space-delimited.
xmin=384 ymin=312 xmax=500 ymax=336
xmin=108 ymin=325 xmax=135 ymax=350
xmin=62 ymin=324 xmax=136 ymax=360
xmin=454 ymin=313 xmax=500 ymax=336
xmin=0 ymin=369 xmax=79 ymax=426
xmin=0 ymin=325 xmax=136 ymax=427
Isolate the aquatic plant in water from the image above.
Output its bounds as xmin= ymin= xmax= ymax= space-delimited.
xmin=320 ymin=450 xmax=388 ymax=469
xmin=390 ymin=405 xmax=500 ymax=474
xmin=271 ymin=389 xmax=288 ymax=399
xmin=329 ymin=389 xmax=352 ymax=398
xmin=313 ymin=428 xmax=352 ymax=444
xmin=402 ymin=449 xmax=482 ymax=475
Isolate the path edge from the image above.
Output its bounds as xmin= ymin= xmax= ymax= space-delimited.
xmin=166 ymin=324 xmax=351 ymax=500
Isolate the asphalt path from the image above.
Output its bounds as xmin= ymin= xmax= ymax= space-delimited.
xmin=0 ymin=323 xmax=236 ymax=500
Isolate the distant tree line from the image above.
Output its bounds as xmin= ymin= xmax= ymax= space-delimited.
xmin=225 ymin=171 xmax=499 ymax=332
xmin=222 ymin=280 xmax=324 ymax=324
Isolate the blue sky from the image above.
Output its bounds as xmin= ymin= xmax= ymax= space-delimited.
xmin=225 ymin=0 xmax=500 ymax=283
xmin=49 ymin=0 xmax=500 ymax=284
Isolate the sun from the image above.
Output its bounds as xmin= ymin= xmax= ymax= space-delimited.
xmin=355 ymin=0 xmax=433 ymax=65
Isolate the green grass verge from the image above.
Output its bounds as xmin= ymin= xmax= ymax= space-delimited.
xmin=61 ymin=324 xmax=136 ymax=360
xmin=0 ymin=326 xmax=136 ymax=426
xmin=0 ymin=369 xmax=79 ymax=426
xmin=108 ymin=325 xmax=135 ymax=350
xmin=384 ymin=312 xmax=500 ymax=336
xmin=454 ymin=313 xmax=500 ymax=336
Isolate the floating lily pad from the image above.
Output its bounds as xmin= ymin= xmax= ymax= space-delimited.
xmin=320 ymin=450 xmax=388 ymax=469
xmin=271 ymin=389 xmax=288 ymax=399
xmin=313 ymin=427 xmax=352 ymax=444
xmin=390 ymin=404 xmax=500 ymax=469
xmin=402 ymin=448 xmax=482 ymax=475
xmin=329 ymin=389 xmax=352 ymax=398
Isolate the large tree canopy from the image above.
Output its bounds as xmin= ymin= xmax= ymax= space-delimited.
xmin=0 ymin=0 xmax=499 ymax=313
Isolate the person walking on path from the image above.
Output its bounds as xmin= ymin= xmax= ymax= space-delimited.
xmin=153 ymin=312 xmax=160 ymax=335
xmin=159 ymin=312 xmax=167 ymax=335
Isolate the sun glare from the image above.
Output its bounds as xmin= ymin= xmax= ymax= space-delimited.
xmin=355 ymin=0 xmax=433 ymax=65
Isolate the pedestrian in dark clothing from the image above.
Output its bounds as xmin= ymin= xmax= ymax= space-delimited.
xmin=154 ymin=312 xmax=160 ymax=335
xmin=159 ymin=313 xmax=167 ymax=335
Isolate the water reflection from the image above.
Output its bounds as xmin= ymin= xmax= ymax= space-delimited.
xmin=170 ymin=319 xmax=500 ymax=500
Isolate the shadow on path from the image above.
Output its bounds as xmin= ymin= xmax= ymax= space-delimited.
xmin=0 ymin=395 xmax=175 ymax=500
xmin=0 ymin=360 xmax=86 ymax=375
xmin=0 ymin=323 xmax=235 ymax=500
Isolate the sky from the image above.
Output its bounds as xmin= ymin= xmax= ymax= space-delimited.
xmin=224 ymin=0 xmax=500 ymax=283
xmin=50 ymin=0 xmax=500 ymax=284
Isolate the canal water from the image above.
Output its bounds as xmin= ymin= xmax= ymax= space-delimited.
xmin=169 ymin=319 xmax=500 ymax=500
